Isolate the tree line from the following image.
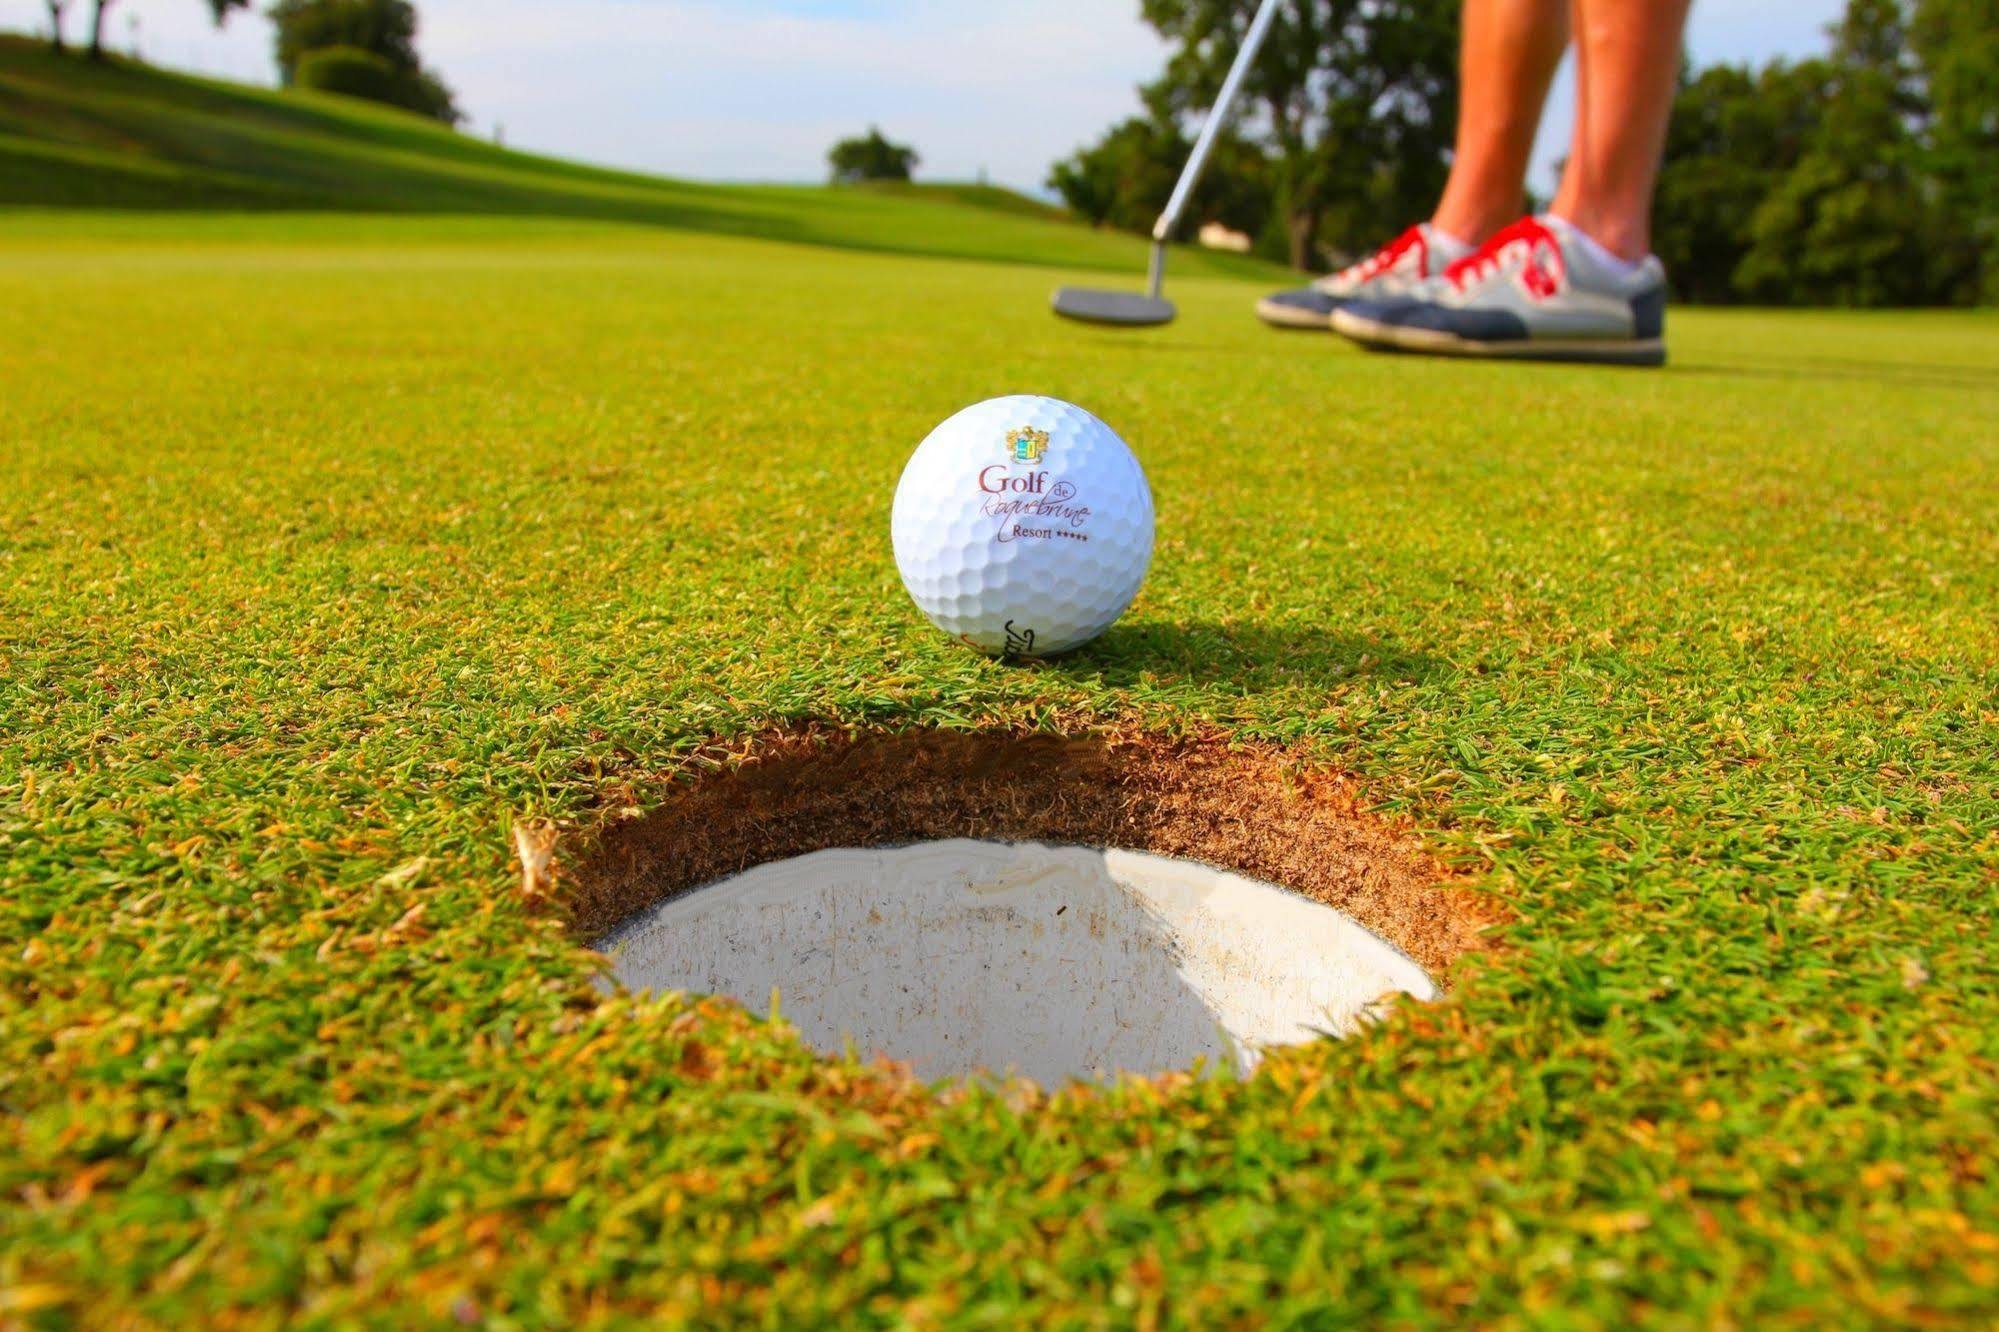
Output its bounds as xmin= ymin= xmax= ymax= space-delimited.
xmin=1050 ymin=0 xmax=1996 ymax=306
xmin=42 ymin=0 xmax=461 ymax=126
xmin=41 ymin=0 xmax=123 ymax=59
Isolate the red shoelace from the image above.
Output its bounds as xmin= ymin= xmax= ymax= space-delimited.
xmin=1443 ymin=217 xmax=1565 ymax=299
xmin=1336 ymin=225 xmax=1428 ymax=284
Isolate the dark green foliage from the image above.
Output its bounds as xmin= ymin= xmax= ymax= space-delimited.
xmin=1141 ymin=0 xmax=1458 ymax=269
xmin=1655 ymin=0 xmax=1995 ymax=305
xmin=269 ymin=0 xmax=459 ymax=125
xmin=1909 ymin=0 xmax=1999 ymax=300
xmin=294 ymin=41 xmax=457 ymax=123
xmin=827 ymin=126 xmax=918 ymax=183
xmin=1054 ymin=0 xmax=1454 ymax=270
xmin=295 ymin=42 xmax=404 ymax=107
xmin=1652 ymin=60 xmax=1830 ymax=304
xmin=270 ymin=0 xmax=417 ymax=78
xmin=1049 ymin=116 xmax=1183 ymax=233
xmin=1737 ymin=0 xmax=1972 ymax=305
xmin=1046 ymin=113 xmax=1275 ymax=256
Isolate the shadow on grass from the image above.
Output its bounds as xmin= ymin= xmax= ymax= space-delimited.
xmin=1673 ymin=355 xmax=1999 ymax=392
xmin=1053 ymin=335 xmax=1268 ymax=357
xmin=1044 ymin=618 xmax=1450 ymax=693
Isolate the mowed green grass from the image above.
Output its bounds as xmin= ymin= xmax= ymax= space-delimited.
xmin=4 ymin=205 xmax=1998 ymax=1326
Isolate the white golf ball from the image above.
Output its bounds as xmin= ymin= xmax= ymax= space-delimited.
xmin=892 ymin=395 xmax=1154 ymax=657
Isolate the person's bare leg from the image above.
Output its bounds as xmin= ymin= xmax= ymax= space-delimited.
xmin=1550 ymin=0 xmax=1693 ymax=260
xmin=1431 ymin=0 xmax=1571 ymax=246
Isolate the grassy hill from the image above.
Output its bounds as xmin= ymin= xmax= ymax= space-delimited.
xmin=0 ymin=35 xmax=1281 ymax=279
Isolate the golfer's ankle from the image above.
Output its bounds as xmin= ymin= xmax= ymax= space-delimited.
xmin=1549 ymin=203 xmax=1650 ymax=263
xmin=1430 ymin=200 xmax=1513 ymax=248
xmin=1423 ymin=184 xmax=1511 ymax=244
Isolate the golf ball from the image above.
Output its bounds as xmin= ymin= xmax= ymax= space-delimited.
xmin=892 ymin=395 xmax=1153 ymax=657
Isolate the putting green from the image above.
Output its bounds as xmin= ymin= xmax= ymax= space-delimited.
xmin=3 ymin=211 xmax=1996 ymax=1325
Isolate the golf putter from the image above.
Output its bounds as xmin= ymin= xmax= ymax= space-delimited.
xmin=1052 ymin=0 xmax=1281 ymax=328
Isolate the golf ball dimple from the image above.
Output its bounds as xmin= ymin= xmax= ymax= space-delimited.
xmin=892 ymin=395 xmax=1154 ymax=657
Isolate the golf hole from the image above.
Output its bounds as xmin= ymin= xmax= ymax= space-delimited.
xmin=602 ymin=840 xmax=1435 ymax=1082
xmin=571 ymin=728 xmax=1496 ymax=1084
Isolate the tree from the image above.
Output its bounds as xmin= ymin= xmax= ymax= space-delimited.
xmin=1048 ymin=112 xmax=1276 ymax=254
xmin=1049 ymin=116 xmax=1188 ymax=232
xmin=268 ymin=0 xmax=461 ymax=125
xmin=827 ymin=127 xmax=919 ymax=184
xmin=1140 ymin=0 xmax=1458 ymax=268
xmin=295 ymin=44 xmax=457 ymax=121
xmin=86 ymin=0 xmax=114 ymax=60
xmin=1909 ymin=0 xmax=1999 ymax=299
xmin=1652 ymin=59 xmax=1830 ymax=302
xmin=272 ymin=0 xmax=420 ymax=81
xmin=1652 ymin=0 xmax=1989 ymax=306
xmin=1737 ymin=0 xmax=1975 ymax=305
xmin=44 ymin=0 xmax=70 ymax=53
xmin=207 ymin=0 xmax=251 ymax=24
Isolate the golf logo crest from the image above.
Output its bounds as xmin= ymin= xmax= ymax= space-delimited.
xmin=1004 ymin=426 xmax=1050 ymax=465
xmin=971 ymin=415 xmax=1092 ymax=550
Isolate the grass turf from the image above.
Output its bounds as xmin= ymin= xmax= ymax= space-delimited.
xmin=5 ymin=208 xmax=1996 ymax=1327
xmin=4 ymin=43 xmax=1999 ymax=1332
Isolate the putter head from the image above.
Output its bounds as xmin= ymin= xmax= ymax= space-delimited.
xmin=1051 ymin=286 xmax=1177 ymax=328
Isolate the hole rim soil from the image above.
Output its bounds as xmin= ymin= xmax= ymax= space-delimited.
xmin=566 ymin=727 xmax=1499 ymax=984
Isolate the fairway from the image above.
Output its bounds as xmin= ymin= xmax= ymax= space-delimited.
xmin=5 ymin=209 xmax=1998 ymax=1325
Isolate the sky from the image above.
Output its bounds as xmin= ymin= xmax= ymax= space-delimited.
xmin=9 ymin=0 xmax=1848 ymax=196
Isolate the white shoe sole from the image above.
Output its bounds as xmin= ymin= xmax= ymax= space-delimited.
xmin=1332 ymin=308 xmax=1665 ymax=367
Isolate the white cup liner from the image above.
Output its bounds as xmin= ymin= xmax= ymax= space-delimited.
xmin=601 ymin=839 xmax=1437 ymax=1084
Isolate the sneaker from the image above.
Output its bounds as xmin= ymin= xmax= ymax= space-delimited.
xmin=1330 ymin=216 xmax=1667 ymax=366
xmin=1254 ymin=224 xmax=1468 ymax=330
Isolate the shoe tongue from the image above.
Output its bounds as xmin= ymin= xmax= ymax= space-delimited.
xmin=1540 ymin=214 xmax=1654 ymax=277
xmin=1441 ymin=217 xmax=1553 ymax=283
xmin=1538 ymin=214 xmax=1579 ymax=246
xmin=1419 ymin=223 xmax=1474 ymax=267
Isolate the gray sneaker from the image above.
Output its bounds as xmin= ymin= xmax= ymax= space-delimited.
xmin=1331 ymin=216 xmax=1667 ymax=366
xmin=1254 ymin=224 xmax=1466 ymax=330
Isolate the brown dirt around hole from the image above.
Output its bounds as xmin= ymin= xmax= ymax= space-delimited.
xmin=564 ymin=727 xmax=1500 ymax=979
